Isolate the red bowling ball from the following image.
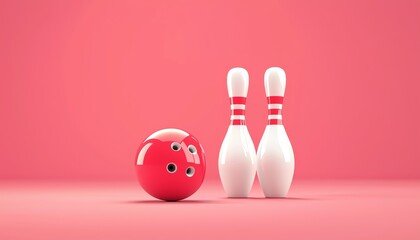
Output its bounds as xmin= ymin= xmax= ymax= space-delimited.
xmin=135 ymin=128 xmax=206 ymax=201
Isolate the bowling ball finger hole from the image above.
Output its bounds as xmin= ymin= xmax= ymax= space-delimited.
xmin=186 ymin=167 xmax=195 ymax=177
xmin=171 ymin=142 xmax=181 ymax=151
xmin=188 ymin=145 xmax=197 ymax=154
xmin=166 ymin=163 xmax=177 ymax=173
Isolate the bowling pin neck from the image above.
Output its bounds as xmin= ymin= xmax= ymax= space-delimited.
xmin=267 ymin=96 xmax=283 ymax=125
xmin=230 ymin=97 xmax=246 ymax=125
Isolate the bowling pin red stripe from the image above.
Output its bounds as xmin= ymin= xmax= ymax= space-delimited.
xmin=231 ymin=119 xmax=246 ymax=125
xmin=268 ymin=119 xmax=283 ymax=125
xmin=267 ymin=96 xmax=284 ymax=104
xmin=230 ymin=97 xmax=246 ymax=125
xmin=230 ymin=97 xmax=246 ymax=105
xmin=269 ymin=109 xmax=281 ymax=115
xmin=267 ymin=96 xmax=283 ymax=125
xmin=232 ymin=109 xmax=245 ymax=115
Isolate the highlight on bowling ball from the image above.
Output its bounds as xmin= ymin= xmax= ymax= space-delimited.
xmin=135 ymin=128 xmax=206 ymax=201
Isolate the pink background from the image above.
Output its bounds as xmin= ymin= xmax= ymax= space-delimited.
xmin=1 ymin=1 xmax=420 ymax=240
xmin=1 ymin=0 xmax=420 ymax=181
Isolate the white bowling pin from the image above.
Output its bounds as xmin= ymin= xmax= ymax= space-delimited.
xmin=257 ymin=67 xmax=295 ymax=197
xmin=219 ymin=68 xmax=257 ymax=198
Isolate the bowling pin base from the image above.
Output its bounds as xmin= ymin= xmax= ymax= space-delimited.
xmin=220 ymin=180 xmax=253 ymax=198
xmin=261 ymin=183 xmax=291 ymax=198
xmin=260 ymin=181 xmax=292 ymax=198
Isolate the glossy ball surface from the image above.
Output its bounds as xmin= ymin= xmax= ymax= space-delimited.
xmin=135 ymin=128 xmax=206 ymax=201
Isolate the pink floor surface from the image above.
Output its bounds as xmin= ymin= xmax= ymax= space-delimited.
xmin=1 ymin=180 xmax=419 ymax=239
